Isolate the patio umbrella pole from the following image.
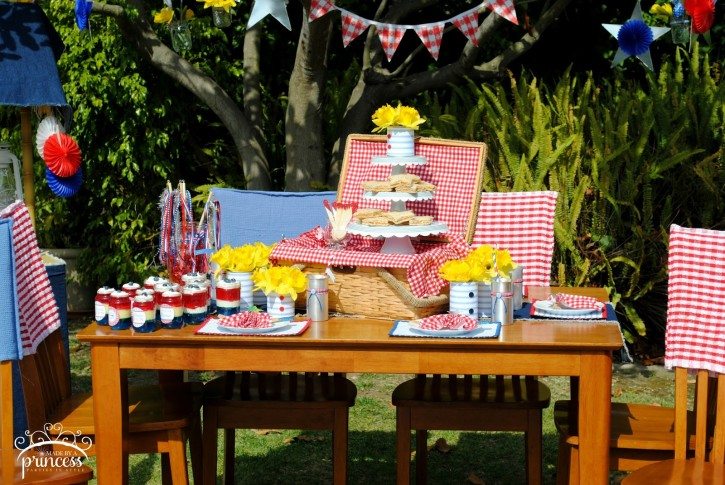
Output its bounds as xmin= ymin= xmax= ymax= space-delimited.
xmin=20 ymin=108 xmax=36 ymax=227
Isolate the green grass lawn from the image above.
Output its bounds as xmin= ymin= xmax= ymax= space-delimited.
xmin=67 ymin=318 xmax=674 ymax=484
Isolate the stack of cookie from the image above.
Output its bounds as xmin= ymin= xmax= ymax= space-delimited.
xmin=361 ymin=173 xmax=436 ymax=194
xmin=353 ymin=208 xmax=434 ymax=227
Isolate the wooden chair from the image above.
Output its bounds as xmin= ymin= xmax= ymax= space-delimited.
xmin=556 ymin=224 xmax=725 ymax=484
xmin=622 ymin=369 xmax=724 ymax=483
xmin=1 ymin=360 xmax=93 ymax=484
xmin=392 ymin=191 xmax=559 ymax=484
xmin=19 ymin=329 xmax=203 ymax=484
xmin=204 ymin=189 xmax=356 ymax=484
xmin=622 ymin=224 xmax=725 ymax=483
xmin=202 ymin=371 xmax=357 ymax=484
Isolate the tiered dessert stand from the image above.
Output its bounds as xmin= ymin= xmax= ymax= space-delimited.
xmin=346 ymin=152 xmax=447 ymax=255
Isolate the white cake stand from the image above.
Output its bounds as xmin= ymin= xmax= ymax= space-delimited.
xmin=347 ymin=222 xmax=449 ymax=254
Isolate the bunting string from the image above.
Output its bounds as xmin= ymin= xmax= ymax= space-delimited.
xmin=309 ymin=0 xmax=518 ymax=61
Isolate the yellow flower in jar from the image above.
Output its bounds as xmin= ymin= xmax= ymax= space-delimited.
xmin=371 ymin=104 xmax=397 ymax=133
xmin=396 ymin=105 xmax=426 ymax=130
xmin=439 ymin=259 xmax=473 ymax=283
xmin=252 ymin=266 xmax=306 ymax=300
xmin=197 ymin=0 xmax=237 ymax=12
xmin=153 ymin=7 xmax=175 ymax=24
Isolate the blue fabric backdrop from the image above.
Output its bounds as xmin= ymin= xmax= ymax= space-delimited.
xmin=0 ymin=2 xmax=67 ymax=107
xmin=212 ymin=189 xmax=336 ymax=246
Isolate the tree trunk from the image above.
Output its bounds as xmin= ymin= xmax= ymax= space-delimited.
xmin=284 ymin=5 xmax=334 ymax=190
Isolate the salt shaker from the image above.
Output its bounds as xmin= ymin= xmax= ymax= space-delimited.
xmin=306 ymin=274 xmax=329 ymax=322
xmin=490 ymin=276 xmax=514 ymax=325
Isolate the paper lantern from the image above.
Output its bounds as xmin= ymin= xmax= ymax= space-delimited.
xmin=43 ymin=132 xmax=82 ymax=177
xmin=45 ymin=167 xmax=83 ymax=198
xmin=35 ymin=115 xmax=64 ymax=159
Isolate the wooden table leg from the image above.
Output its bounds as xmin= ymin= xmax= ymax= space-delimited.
xmin=91 ymin=343 xmax=128 ymax=485
xmin=578 ymin=352 xmax=612 ymax=485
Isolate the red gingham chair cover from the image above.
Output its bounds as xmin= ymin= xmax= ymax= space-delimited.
xmin=665 ymin=224 xmax=725 ymax=374
xmin=471 ymin=191 xmax=557 ymax=287
xmin=0 ymin=201 xmax=61 ymax=355
xmin=271 ymin=135 xmax=486 ymax=298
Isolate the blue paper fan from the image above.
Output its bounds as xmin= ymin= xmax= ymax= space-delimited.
xmin=46 ymin=167 xmax=83 ymax=198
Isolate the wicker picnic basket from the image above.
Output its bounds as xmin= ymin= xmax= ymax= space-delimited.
xmin=277 ymin=134 xmax=487 ymax=320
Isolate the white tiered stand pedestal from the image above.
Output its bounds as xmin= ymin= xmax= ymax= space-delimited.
xmin=346 ymin=156 xmax=447 ymax=255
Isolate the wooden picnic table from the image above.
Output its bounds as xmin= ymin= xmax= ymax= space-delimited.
xmin=78 ymin=286 xmax=621 ymax=484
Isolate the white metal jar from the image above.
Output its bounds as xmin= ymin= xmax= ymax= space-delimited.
xmin=477 ymin=282 xmax=492 ymax=318
xmin=266 ymin=292 xmax=295 ymax=320
xmin=449 ymin=282 xmax=478 ymax=318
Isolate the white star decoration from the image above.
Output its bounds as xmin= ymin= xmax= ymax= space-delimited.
xmin=602 ymin=1 xmax=670 ymax=71
xmin=248 ymin=0 xmax=292 ymax=31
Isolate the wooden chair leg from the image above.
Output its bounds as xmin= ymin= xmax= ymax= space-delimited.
xmin=223 ymin=428 xmax=236 ymax=485
xmin=202 ymin=405 xmax=220 ymax=485
xmin=188 ymin=412 xmax=204 ymax=485
xmin=567 ymin=444 xmax=579 ymax=485
xmin=415 ymin=429 xmax=428 ymax=485
xmin=555 ymin=435 xmax=571 ymax=485
xmin=167 ymin=430 xmax=190 ymax=485
xmin=396 ymin=406 xmax=412 ymax=485
xmin=525 ymin=410 xmax=543 ymax=485
xmin=332 ymin=408 xmax=349 ymax=485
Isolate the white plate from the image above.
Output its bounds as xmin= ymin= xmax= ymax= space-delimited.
xmin=408 ymin=325 xmax=480 ymax=337
xmin=217 ymin=321 xmax=291 ymax=334
xmin=533 ymin=300 xmax=603 ymax=317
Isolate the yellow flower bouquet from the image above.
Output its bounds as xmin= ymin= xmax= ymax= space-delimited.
xmin=371 ymin=103 xmax=426 ymax=133
xmin=210 ymin=242 xmax=275 ymax=275
xmin=465 ymin=245 xmax=516 ymax=284
xmin=439 ymin=245 xmax=516 ymax=284
xmin=252 ymin=265 xmax=307 ymax=300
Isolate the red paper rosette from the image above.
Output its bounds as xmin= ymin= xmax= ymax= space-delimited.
xmin=43 ymin=133 xmax=82 ymax=177
xmin=685 ymin=0 xmax=716 ymax=34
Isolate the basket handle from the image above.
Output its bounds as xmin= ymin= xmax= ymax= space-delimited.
xmin=375 ymin=268 xmax=448 ymax=308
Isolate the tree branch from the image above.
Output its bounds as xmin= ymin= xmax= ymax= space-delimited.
xmin=92 ymin=0 xmax=272 ymax=188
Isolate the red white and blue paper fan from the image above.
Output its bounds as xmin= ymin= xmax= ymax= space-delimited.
xmin=43 ymin=132 xmax=82 ymax=177
xmin=45 ymin=167 xmax=83 ymax=198
xmin=35 ymin=115 xmax=64 ymax=159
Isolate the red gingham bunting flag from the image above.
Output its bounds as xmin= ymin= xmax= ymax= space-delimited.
xmin=308 ymin=0 xmax=336 ymax=22
xmin=452 ymin=9 xmax=479 ymax=46
xmin=340 ymin=10 xmax=370 ymax=47
xmin=472 ymin=191 xmax=558 ymax=287
xmin=414 ymin=22 xmax=445 ymax=60
xmin=665 ymin=224 xmax=725 ymax=375
xmin=377 ymin=24 xmax=407 ymax=61
xmin=485 ymin=0 xmax=519 ymax=25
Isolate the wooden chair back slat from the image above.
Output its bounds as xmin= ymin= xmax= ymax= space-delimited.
xmin=673 ymin=367 xmax=689 ymax=460
xmin=694 ymin=369 xmax=710 ymax=459
xmin=712 ymin=374 xmax=725 ymax=463
xmin=18 ymin=330 xmax=72 ymax=434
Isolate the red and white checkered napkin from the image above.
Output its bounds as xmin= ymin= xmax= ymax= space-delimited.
xmin=665 ymin=225 xmax=725 ymax=375
xmin=218 ymin=311 xmax=272 ymax=329
xmin=553 ymin=293 xmax=605 ymax=311
xmin=417 ymin=313 xmax=478 ymax=331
